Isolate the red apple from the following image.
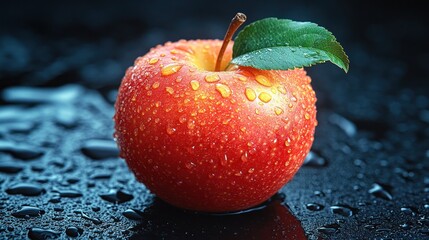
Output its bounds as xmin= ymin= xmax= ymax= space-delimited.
xmin=114 ymin=38 xmax=317 ymax=212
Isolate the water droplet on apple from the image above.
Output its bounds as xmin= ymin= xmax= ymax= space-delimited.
xmin=205 ymin=73 xmax=220 ymax=83
xmin=190 ymin=80 xmax=200 ymax=90
xmin=234 ymin=75 xmax=247 ymax=81
xmin=187 ymin=120 xmax=195 ymax=129
xmin=248 ymin=168 xmax=255 ymax=173
xmin=241 ymin=152 xmax=248 ymax=162
xmin=258 ymin=92 xmax=272 ymax=103
xmin=185 ymin=162 xmax=196 ymax=169
xmin=291 ymin=96 xmax=297 ymax=102
xmin=161 ymin=63 xmax=182 ymax=76
xmin=148 ymin=58 xmax=159 ymax=64
xmin=255 ymin=75 xmax=273 ymax=87
xmin=215 ymin=84 xmax=232 ymax=98
xmin=220 ymin=154 xmax=228 ymax=166
xmin=152 ymin=82 xmax=160 ymax=89
xmin=285 ymin=137 xmax=291 ymax=147
xmin=179 ymin=115 xmax=187 ymax=123
xmin=305 ymin=112 xmax=311 ymax=120
xmin=277 ymin=85 xmax=287 ymax=94
xmin=165 ymin=87 xmax=174 ymax=95
xmin=275 ymin=107 xmax=284 ymax=115
xmin=245 ymin=88 xmax=256 ymax=101
xmin=166 ymin=126 xmax=176 ymax=135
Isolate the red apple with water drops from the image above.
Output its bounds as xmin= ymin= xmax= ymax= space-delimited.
xmin=114 ymin=13 xmax=349 ymax=212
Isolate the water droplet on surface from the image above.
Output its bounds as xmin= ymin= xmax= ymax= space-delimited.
xmin=400 ymin=222 xmax=412 ymax=230
xmin=248 ymin=168 xmax=255 ymax=173
xmin=28 ymin=228 xmax=60 ymax=240
xmin=185 ymin=162 xmax=196 ymax=169
xmin=205 ymin=73 xmax=220 ymax=83
xmin=368 ymin=183 xmax=393 ymax=201
xmin=329 ymin=113 xmax=357 ymax=137
xmin=255 ymin=75 xmax=273 ymax=87
xmin=304 ymin=112 xmax=311 ymax=120
xmin=66 ymin=226 xmax=84 ymax=237
xmin=317 ymin=223 xmax=340 ymax=235
xmin=161 ymin=63 xmax=182 ymax=76
xmin=57 ymin=189 xmax=83 ymax=198
xmin=274 ymin=107 xmax=284 ymax=115
xmin=75 ymin=210 xmax=102 ymax=225
xmin=165 ymin=87 xmax=174 ymax=95
xmin=0 ymin=162 xmax=24 ymax=174
xmin=12 ymin=206 xmax=45 ymax=218
xmin=330 ymin=205 xmax=357 ymax=217
xmin=190 ymin=80 xmax=200 ymax=90
xmin=284 ymin=137 xmax=291 ymax=147
xmin=123 ymin=209 xmax=144 ymax=220
xmin=306 ymin=203 xmax=324 ymax=211
xmin=81 ymin=139 xmax=119 ymax=160
xmin=166 ymin=126 xmax=177 ymax=135
xmin=245 ymin=88 xmax=256 ymax=101
xmin=100 ymin=189 xmax=134 ymax=204
xmin=400 ymin=206 xmax=418 ymax=215
xmin=303 ymin=151 xmax=327 ymax=167
xmin=0 ymin=140 xmax=44 ymax=160
xmin=152 ymin=82 xmax=160 ymax=89
xmin=241 ymin=152 xmax=248 ymax=162
xmin=6 ymin=183 xmax=45 ymax=196
xmin=258 ymin=92 xmax=272 ymax=103
xmin=187 ymin=120 xmax=196 ymax=129
xmin=215 ymin=84 xmax=232 ymax=98
xmin=148 ymin=58 xmax=159 ymax=64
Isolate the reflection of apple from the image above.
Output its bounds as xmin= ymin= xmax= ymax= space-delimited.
xmin=129 ymin=195 xmax=306 ymax=240
xmin=114 ymin=39 xmax=316 ymax=212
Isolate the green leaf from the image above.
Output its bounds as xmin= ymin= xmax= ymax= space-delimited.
xmin=231 ymin=18 xmax=349 ymax=72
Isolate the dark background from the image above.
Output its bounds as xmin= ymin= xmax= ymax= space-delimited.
xmin=1 ymin=0 xmax=429 ymax=239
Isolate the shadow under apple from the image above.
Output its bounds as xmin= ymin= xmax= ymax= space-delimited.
xmin=128 ymin=194 xmax=306 ymax=240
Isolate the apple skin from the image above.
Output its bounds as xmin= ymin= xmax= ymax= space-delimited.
xmin=114 ymin=39 xmax=317 ymax=212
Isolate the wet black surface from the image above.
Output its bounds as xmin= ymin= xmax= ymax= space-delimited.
xmin=1 ymin=1 xmax=429 ymax=239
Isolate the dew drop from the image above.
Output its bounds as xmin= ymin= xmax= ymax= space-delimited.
xmin=166 ymin=126 xmax=176 ymax=135
xmin=148 ymin=58 xmax=159 ymax=64
xmin=248 ymin=168 xmax=255 ymax=173
xmin=305 ymin=112 xmax=311 ymax=120
xmin=275 ymin=107 xmax=284 ymax=115
xmin=215 ymin=84 xmax=232 ymax=98
xmin=12 ymin=206 xmax=45 ymax=218
xmin=185 ymin=162 xmax=196 ymax=169
xmin=165 ymin=87 xmax=174 ymax=95
xmin=152 ymin=82 xmax=160 ymax=89
xmin=330 ymin=205 xmax=357 ymax=217
xmin=190 ymin=80 xmax=200 ymax=90
xmin=306 ymin=203 xmax=324 ymax=211
xmin=161 ymin=64 xmax=182 ymax=76
xmin=179 ymin=115 xmax=187 ymax=123
xmin=245 ymin=88 xmax=256 ymax=101
xmin=235 ymin=75 xmax=247 ymax=81
xmin=368 ymin=183 xmax=393 ymax=201
xmin=258 ymin=92 xmax=272 ymax=103
xmin=205 ymin=73 xmax=220 ymax=83
xmin=285 ymin=137 xmax=291 ymax=147
xmin=241 ymin=152 xmax=248 ymax=162
xmin=277 ymin=85 xmax=287 ymax=94
xmin=187 ymin=120 xmax=196 ymax=129
xmin=255 ymin=75 xmax=273 ymax=87
xmin=220 ymin=154 xmax=228 ymax=166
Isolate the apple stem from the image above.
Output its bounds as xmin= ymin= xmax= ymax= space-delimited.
xmin=215 ymin=12 xmax=247 ymax=72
